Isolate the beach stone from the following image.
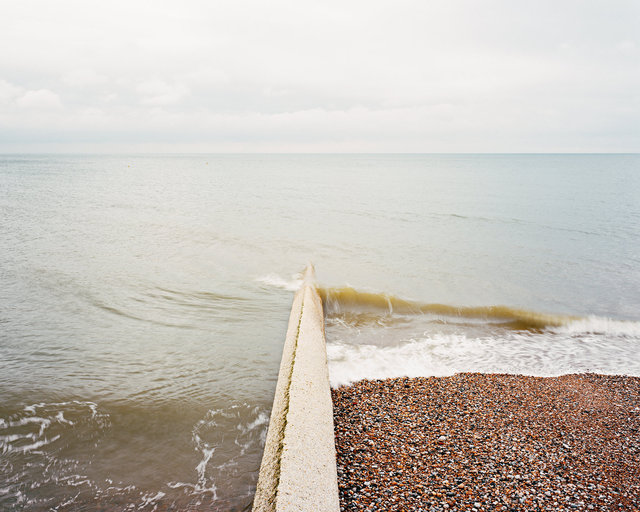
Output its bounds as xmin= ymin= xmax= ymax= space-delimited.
xmin=332 ymin=373 xmax=640 ymax=511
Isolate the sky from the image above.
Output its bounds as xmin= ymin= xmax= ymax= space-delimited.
xmin=0 ymin=0 xmax=639 ymax=153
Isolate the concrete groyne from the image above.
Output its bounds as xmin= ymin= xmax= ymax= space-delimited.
xmin=253 ymin=265 xmax=340 ymax=512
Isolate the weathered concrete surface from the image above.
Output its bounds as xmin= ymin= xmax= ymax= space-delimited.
xmin=253 ymin=265 xmax=340 ymax=512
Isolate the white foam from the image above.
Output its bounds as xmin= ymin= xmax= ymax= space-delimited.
xmin=56 ymin=492 xmax=81 ymax=509
xmin=553 ymin=316 xmax=640 ymax=336
xmin=327 ymin=339 xmax=459 ymax=387
xmin=0 ymin=488 xmax=24 ymax=503
xmin=23 ymin=400 xmax=99 ymax=411
xmin=87 ymin=402 xmax=98 ymax=417
xmin=167 ymin=481 xmax=193 ymax=490
xmin=0 ymin=433 xmax=35 ymax=444
xmin=327 ymin=329 xmax=640 ymax=387
xmin=175 ymin=403 xmax=268 ymax=502
xmin=195 ymin=448 xmax=216 ymax=491
xmin=9 ymin=434 xmax=61 ymax=454
xmin=1 ymin=401 xmax=107 ymax=461
xmin=237 ymin=411 xmax=268 ymax=434
xmin=189 ymin=430 xmax=218 ymax=498
xmin=61 ymin=476 xmax=92 ymax=488
xmin=168 ymin=473 xmax=217 ymax=498
xmin=256 ymin=273 xmax=302 ymax=291
xmin=139 ymin=491 xmax=165 ymax=508
xmin=8 ymin=417 xmax=52 ymax=437
xmin=56 ymin=411 xmax=74 ymax=425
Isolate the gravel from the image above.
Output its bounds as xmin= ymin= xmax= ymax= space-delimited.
xmin=332 ymin=373 xmax=640 ymax=511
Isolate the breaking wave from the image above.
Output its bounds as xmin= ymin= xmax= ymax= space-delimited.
xmin=327 ymin=330 xmax=640 ymax=388
xmin=320 ymin=286 xmax=575 ymax=330
xmin=322 ymin=286 xmax=640 ymax=387
xmin=256 ymin=273 xmax=303 ymax=292
xmin=553 ymin=316 xmax=640 ymax=337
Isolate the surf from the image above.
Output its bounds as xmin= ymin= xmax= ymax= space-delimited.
xmin=319 ymin=286 xmax=578 ymax=331
xmin=320 ymin=286 xmax=640 ymax=387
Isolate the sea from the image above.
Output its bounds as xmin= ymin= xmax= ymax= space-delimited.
xmin=1 ymin=154 xmax=639 ymax=510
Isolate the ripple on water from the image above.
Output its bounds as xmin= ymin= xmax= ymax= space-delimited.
xmin=0 ymin=400 xmax=269 ymax=511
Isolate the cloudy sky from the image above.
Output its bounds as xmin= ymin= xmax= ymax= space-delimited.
xmin=1 ymin=0 xmax=638 ymax=152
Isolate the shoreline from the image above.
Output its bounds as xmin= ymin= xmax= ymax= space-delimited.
xmin=332 ymin=373 xmax=640 ymax=511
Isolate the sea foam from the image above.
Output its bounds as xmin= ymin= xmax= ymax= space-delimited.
xmin=256 ymin=273 xmax=302 ymax=291
xmin=327 ymin=327 xmax=640 ymax=388
xmin=552 ymin=316 xmax=640 ymax=336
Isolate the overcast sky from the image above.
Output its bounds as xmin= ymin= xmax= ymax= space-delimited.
xmin=1 ymin=0 xmax=638 ymax=152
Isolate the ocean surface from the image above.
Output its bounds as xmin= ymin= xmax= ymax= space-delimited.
xmin=1 ymin=153 xmax=639 ymax=510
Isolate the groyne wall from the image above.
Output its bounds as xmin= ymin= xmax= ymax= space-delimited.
xmin=253 ymin=265 xmax=340 ymax=512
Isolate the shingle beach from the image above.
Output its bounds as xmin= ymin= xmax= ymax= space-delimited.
xmin=332 ymin=373 xmax=640 ymax=512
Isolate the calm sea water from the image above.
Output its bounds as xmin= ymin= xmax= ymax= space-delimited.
xmin=1 ymin=154 xmax=639 ymax=510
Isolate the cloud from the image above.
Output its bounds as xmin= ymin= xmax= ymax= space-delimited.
xmin=62 ymin=68 xmax=107 ymax=87
xmin=15 ymin=89 xmax=63 ymax=110
xmin=136 ymin=80 xmax=190 ymax=106
xmin=0 ymin=0 xmax=638 ymax=151
xmin=0 ymin=79 xmax=22 ymax=104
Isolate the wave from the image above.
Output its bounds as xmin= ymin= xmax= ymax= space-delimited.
xmin=256 ymin=273 xmax=302 ymax=291
xmin=326 ymin=330 xmax=640 ymax=388
xmin=553 ymin=316 xmax=640 ymax=336
xmin=90 ymin=299 xmax=195 ymax=329
xmin=89 ymin=286 xmax=256 ymax=330
xmin=323 ymin=287 xmax=640 ymax=386
xmin=319 ymin=286 xmax=576 ymax=330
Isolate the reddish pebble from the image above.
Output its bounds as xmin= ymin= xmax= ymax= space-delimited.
xmin=332 ymin=373 xmax=640 ymax=511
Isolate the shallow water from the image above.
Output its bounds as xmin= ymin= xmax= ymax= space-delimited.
xmin=323 ymin=287 xmax=640 ymax=387
xmin=1 ymin=154 xmax=639 ymax=509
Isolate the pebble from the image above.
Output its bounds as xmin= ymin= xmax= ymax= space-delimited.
xmin=332 ymin=373 xmax=640 ymax=511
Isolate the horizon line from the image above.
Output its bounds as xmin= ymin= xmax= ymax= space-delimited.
xmin=1 ymin=151 xmax=639 ymax=156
